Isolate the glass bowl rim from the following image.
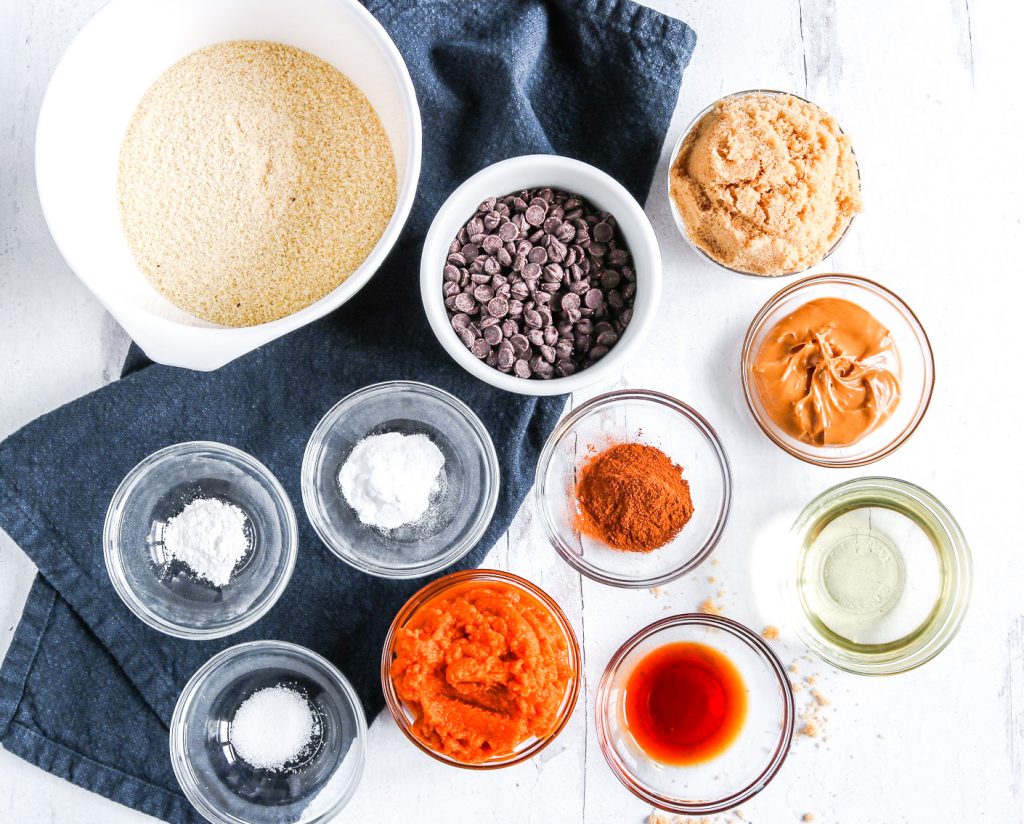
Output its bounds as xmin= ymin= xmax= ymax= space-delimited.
xmin=666 ymin=88 xmax=860 ymax=279
xmin=300 ymin=380 xmax=501 ymax=579
xmin=168 ymin=639 xmax=368 ymax=824
xmin=379 ymin=568 xmax=582 ymax=769
xmin=534 ymin=388 xmax=733 ymax=588
xmin=740 ymin=273 xmax=936 ymax=467
xmin=102 ymin=440 xmax=298 ymax=640
xmin=787 ymin=476 xmax=972 ymax=675
xmin=595 ymin=612 xmax=796 ymax=815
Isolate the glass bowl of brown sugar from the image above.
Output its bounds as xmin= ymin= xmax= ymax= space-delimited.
xmin=535 ymin=389 xmax=732 ymax=588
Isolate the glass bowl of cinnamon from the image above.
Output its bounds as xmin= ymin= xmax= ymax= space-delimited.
xmin=534 ymin=389 xmax=732 ymax=588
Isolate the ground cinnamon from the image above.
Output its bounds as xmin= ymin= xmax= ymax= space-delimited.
xmin=574 ymin=442 xmax=694 ymax=552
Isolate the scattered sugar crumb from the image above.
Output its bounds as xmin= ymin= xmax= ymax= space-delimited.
xmin=788 ymin=663 xmax=800 ymax=674
xmin=811 ymin=689 xmax=830 ymax=707
xmin=647 ymin=811 xmax=748 ymax=824
xmin=650 ymin=586 xmax=664 ymax=598
xmin=716 ymin=589 xmax=726 ymax=598
xmin=762 ymin=625 xmax=780 ymax=640
xmin=799 ymin=720 xmax=820 ymax=738
xmin=802 ymin=815 xmax=815 ymax=822
xmin=698 ymin=597 xmax=722 ymax=616
xmin=806 ymin=674 xmax=818 ymax=685
xmin=707 ymin=575 xmax=717 ymax=584
xmin=711 ymin=558 xmax=720 ymax=566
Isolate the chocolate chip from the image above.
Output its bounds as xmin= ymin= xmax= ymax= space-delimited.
xmin=527 ymin=246 xmax=548 ymax=265
xmin=487 ymin=297 xmax=509 ymax=317
xmin=593 ymin=222 xmax=613 ymax=243
xmin=514 ymin=359 xmax=532 ymax=378
xmin=525 ymin=205 xmax=546 ymax=226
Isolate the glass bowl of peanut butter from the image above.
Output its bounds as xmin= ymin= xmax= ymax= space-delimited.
xmin=741 ymin=274 xmax=934 ymax=467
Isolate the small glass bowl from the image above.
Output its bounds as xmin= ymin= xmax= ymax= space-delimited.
xmin=786 ymin=477 xmax=972 ymax=675
xmin=301 ymin=381 xmax=500 ymax=579
xmin=169 ymin=640 xmax=367 ymax=824
xmin=741 ymin=274 xmax=935 ymax=467
xmin=597 ymin=614 xmax=794 ymax=815
xmin=103 ymin=442 xmax=297 ymax=639
xmin=380 ymin=569 xmax=581 ymax=768
xmin=535 ymin=390 xmax=732 ymax=588
xmin=666 ymin=89 xmax=859 ymax=278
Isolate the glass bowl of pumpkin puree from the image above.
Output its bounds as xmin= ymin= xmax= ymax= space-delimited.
xmin=741 ymin=274 xmax=935 ymax=467
xmin=381 ymin=569 xmax=581 ymax=768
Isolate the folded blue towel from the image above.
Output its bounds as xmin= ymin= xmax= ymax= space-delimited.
xmin=0 ymin=1 xmax=695 ymax=820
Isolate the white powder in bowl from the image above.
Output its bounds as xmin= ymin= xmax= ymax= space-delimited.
xmin=338 ymin=432 xmax=445 ymax=530
xmin=229 ymin=686 xmax=319 ymax=771
xmin=162 ymin=497 xmax=249 ymax=587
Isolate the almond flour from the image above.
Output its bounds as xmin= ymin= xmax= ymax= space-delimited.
xmin=118 ymin=40 xmax=396 ymax=327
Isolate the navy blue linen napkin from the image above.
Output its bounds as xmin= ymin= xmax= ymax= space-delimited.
xmin=0 ymin=2 xmax=694 ymax=821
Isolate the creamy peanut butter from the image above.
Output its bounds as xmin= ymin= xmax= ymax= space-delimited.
xmin=751 ymin=297 xmax=901 ymax=446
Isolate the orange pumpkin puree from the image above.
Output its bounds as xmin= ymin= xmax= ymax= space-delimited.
xmin=390 ymin=581 xmax=574 ymax=763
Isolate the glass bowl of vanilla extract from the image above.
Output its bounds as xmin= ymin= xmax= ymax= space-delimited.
xmin=596 ymin=613 xmax=795 ymax=816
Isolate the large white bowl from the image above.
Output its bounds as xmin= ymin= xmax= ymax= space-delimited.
xmin=36 ymin=0 xmax=421 ymax=371
xmin=420 ymin=155 xmax=662 ymax=396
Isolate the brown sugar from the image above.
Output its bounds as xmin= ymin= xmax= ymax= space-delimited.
xmin=698 ymin=597 xmax=722 ymax=616
xmin=761 ymin=625 xmax=780 ymax=640
xmin=670 ymin=92 xmax=861 ymax=276
xmin=118 ymin=41 xmax=396 ymax=326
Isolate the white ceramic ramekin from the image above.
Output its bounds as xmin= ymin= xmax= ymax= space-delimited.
xmin=420 ymin=155 xmax=662 ymax=396
xmin=36 ymin=0 xmax=421 ymax=371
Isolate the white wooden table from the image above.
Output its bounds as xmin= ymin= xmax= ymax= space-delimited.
xmin=2 ymin=1 xmax=1021 ymax=821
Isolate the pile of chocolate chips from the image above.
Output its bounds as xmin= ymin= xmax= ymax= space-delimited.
xmin=442 ymin=187 xmax=637 ymax=379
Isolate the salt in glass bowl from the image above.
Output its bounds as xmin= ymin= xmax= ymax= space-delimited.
xmin=666 ymin=89 xmax=859 ymax=279
xmin=535 ymin=389 xmax=732 ymax=588
xmin=596 ymin=614 xmax=795 ymax=816
xmin=740 ymin=273 xmax=935 ymax=467
xmin=301 ymin=381 xmax=500 ymax=578
xmin=785 ymin=477 xmax=972 ymax=675
xmin=380 ymin=569 xmax=582 ymax=768
xmin=169 ymin=640 xmax=367 ymax=824
xmin=103 ymin=441 xmax=297 ymax=639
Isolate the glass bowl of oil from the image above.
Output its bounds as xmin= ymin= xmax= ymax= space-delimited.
xmin=788 ymin=477 xmax=971 ymax=675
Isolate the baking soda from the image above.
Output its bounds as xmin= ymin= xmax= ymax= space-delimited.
xmin=339 ymin=432 xmax=445 ymax=530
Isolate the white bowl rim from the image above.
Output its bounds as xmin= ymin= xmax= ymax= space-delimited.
xmin=419 ymin=154 xmax=662 ymax=396
xmin=35 ymin=0 xmax=423 ymax=371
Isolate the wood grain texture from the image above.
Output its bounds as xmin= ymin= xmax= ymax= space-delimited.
xmin=1 ymin=1 xmax=1021 ymax=822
